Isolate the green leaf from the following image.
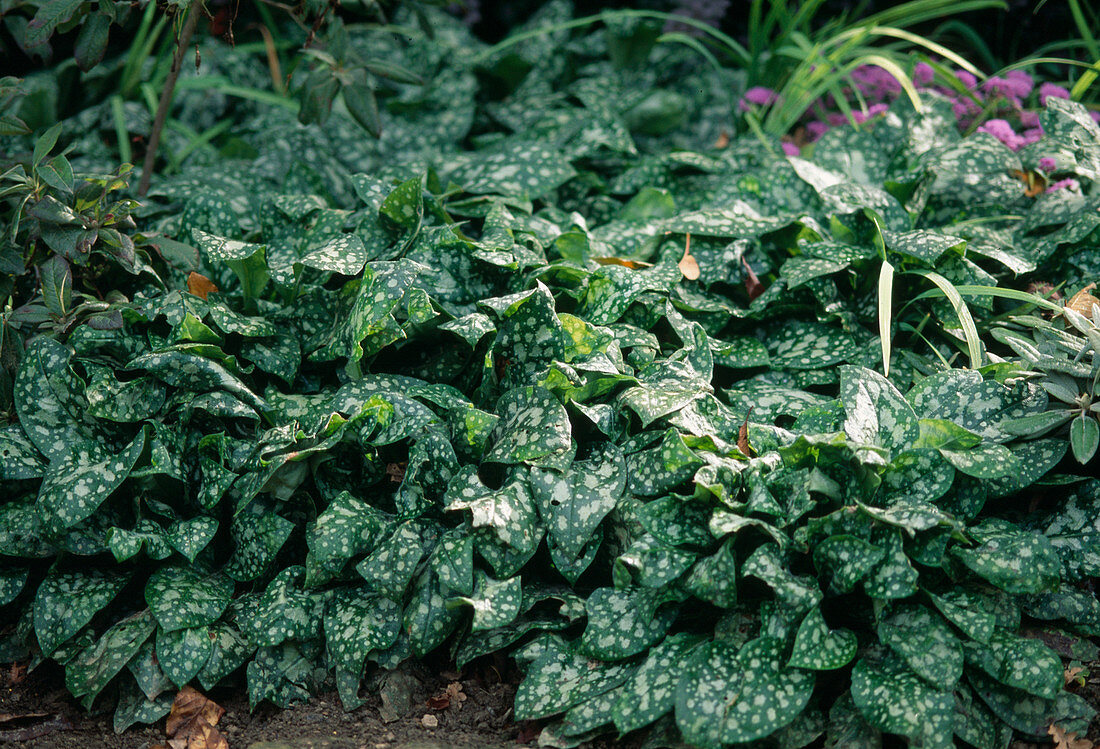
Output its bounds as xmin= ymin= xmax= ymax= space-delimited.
xmin=145 ymin=567 xmax=233 ymax=632
xmin=813 ymin=535 xmax=885 ymax=594
xmin=36 ymin=428 xmax=147 ymax=533
xmin=39 ymin=255 xmax=71 ymax=318
xmin=1070 ymin=412 xmax=1100 ymax=463
xmin=404 ymin=570 xmax=462 ymax=657
xmin=379 ymin=175 xmax=424 ymax=230
xmin=579 ymin=587 xmax=676 ymax=660
xmin=528 ymin=443 xmax=624 ymax=558
xmin=939 ymin=443 xmax=1020 ymax=480
xmin=65 ymin=609 xmax=156 ymax=706
xmin=450 ymin=572 xmax=522 ymax=631
xmin=767 ymin=322 xmax=856 ymax=370
xmin=1039 ymin=480 xmax=1100 ymax=581
xmin=157 ymin=625 xmax=214 ymax=687
xmin=34 ymin=571 xmax=127 ymax=656
xmin=839 ymin=365 xmax=918 ymax=452
xmin=611 ymin=632 xmax=704 ymax=734
xmin=674 ymin=637 xmax=815 ymax=746
xmin=787 ymin=606 xmax=857 ymax=671
xmin=74 ymin=11 xmax=111 ymax=71
xmin=300 ymin=234 xmax=368 ymax=275
xmin=237 ymin=567 xmax=320 ymax=647
xmin=223 ymin=502 xmax=294 ymax=582
xmin=445 ymin=467 xmax=541 ymax=557
xmin=305 ymin=491 xmax=390 ymax=586
xmin=963 ymin=630 xmax=1062 ymax=699
xmin=323 ymin=587 xmax=400 ymax=672
xmin=15 ymin=337 xmax=100 ymax=463
xmin=952 ymin=520 xmax=1061 ymax=594
xmin=850 ymin=653 xmax=953 ymax=749
xmin=514 ymin=641 xmax=634 ymax=721
xmin=354 ymin=521 xmax=425 ymax=599
xmin=878 ymin=604 xmax=963 ymax=688
xmin=451 ymin=142 xmax=577 ymax=200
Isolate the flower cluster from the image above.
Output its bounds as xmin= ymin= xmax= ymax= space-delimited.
xmin=738 ymin=61 xmax=1098 ymax=190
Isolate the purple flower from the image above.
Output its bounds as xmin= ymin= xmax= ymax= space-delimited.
xmin=1006 ymin=70 xmax=1034 ymax=98
xmin=1091 ymin=110 xmax=1100 ymax=124
xmin=977 ymin=118 xmax=1023 ymax=150
xmin=739 ymin=86 xmax=780 ymax=111
xmin=806 ymin=121 xmax=830 ymax=140
xmin=1047 ymin=177 xmax=1079 ymax=193
xmin=955 ymin=69 xmax=978 ymax=89
xmin=782 ymin=142 xmax=800 ymax=156
xmin=952 ymin=97 xmax=982 ymax=124
xmin=852 ymin=103 xmax=889 ymax=123
xmin=913 ymin=62 xmax=934 ymax=87
xmin=983 ymin=76 xmax=1014 ymax=99
xmin=1018 ymin=110 xmax=1041 ymax=128
xmin=826 ymin=112 xmax=848 ymax=126
xmin=1019 ymin=127 xmax=1043 ymax=147
xmin=1039 ymin=82 xmax=1071 ymax=105
xmin=1038 ymin=157 xmax=1056 ymax=172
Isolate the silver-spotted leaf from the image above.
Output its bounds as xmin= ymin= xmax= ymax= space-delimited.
xmin=878 ymin=604 xmax=963 ymax=688
xmin=145 ymin=567 xmax=233 ymax=632
xmin=788 ymin=606 xmax=857 ymax=670
xmin=674 ymin=637 xmax=815 ymax=746
xmin=34 ymin=570 xmax=127 ymax=656
xmin=850 ymin=653 xmax=954 ymax=749
xmin=579 ymin=587 xmax=676 ymax=660
xmin=323 ymin=588 xmax=400 ymax=673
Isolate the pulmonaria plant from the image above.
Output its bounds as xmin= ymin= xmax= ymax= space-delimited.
xmin=1 ymin=4 xmax=1100 ymax=748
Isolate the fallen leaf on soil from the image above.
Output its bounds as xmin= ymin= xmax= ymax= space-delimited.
xmin=421 ymin=714 xmax=438 ymax=728
xmin=1065 ymin=665 xmax=1084 ymax=685
xmin=152 ymin=686 xmax=228 ymax=749
xmin=4 ymin=662 xmax=27 ymax=686
xmin=426 ymin=694 xmax=450 ymax=710
xmin=1049 ymin=724 xmax=1094 ymax=749
xmin=0 ymin=712 xmax=49 ymax=723
xmin=187 ymin=272 xmax=218 ymax=300
xmin=0 ymin=714 xmax=70 ymax=743
xmin=446 ymin=682 xmax=467 ymax=710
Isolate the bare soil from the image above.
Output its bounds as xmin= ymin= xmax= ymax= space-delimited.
xmin=0 ymin=645 xmax=1096 ymax=749
xmin=0 ymin=655 xmax=643 ymax=749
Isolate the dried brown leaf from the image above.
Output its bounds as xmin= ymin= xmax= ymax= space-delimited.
xmin=742 ymin=256 xmax=764 ymax=301
xmin=163 ymin=687 xmax=228 ymax=749
xmin=186 ymin=272 xmax=218 ymax=300
xmin=593 ymin=257 xmax=653 ymax=269
xmin=678 ymin=233 xmax=700 ymax=281
xmin=1049 ymin=724 xmax=1094 ymax=749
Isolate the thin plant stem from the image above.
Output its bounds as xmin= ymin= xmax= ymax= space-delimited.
xmin=138 ymin=0 xmax=202 ymax=197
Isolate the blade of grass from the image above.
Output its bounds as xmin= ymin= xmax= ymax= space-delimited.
xmin=471 ymin=10 xmax=750 ymax=68
xmin=907 ymin=270 xmax=983 ymax=368
xmin=879 ymin=259 xmax=895 ymax=377
xmin=109 ymin=95 xmax=132 ymax=165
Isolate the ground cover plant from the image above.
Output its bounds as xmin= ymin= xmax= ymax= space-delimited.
xmin=2 ymin=1 xmax=1100 ymax=747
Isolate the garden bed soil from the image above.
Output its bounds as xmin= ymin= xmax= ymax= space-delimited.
xmin=0 ymin=656 xmax=645 ymax=749
xmin=0 ymin=643 xmax=1097 ymax=749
